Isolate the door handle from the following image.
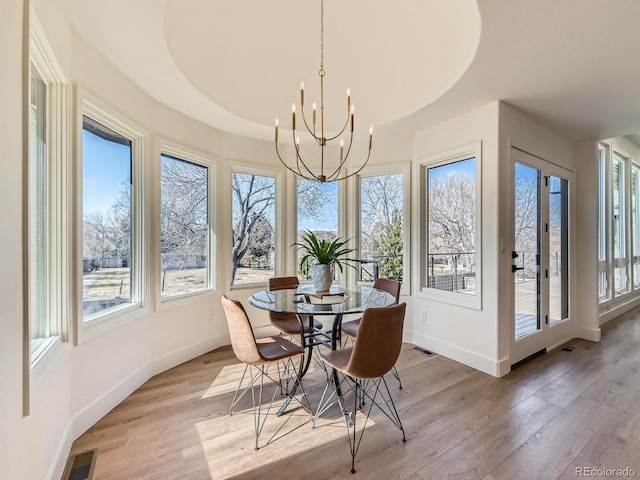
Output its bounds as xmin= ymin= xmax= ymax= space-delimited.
xmin=512 ymin=265 xmax=524 ymax=273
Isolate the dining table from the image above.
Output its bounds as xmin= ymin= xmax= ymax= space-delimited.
xmin=248 ymin=284 xmax=396 ymax=414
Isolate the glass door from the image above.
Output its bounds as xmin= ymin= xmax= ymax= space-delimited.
xmin=511 ymin=148 xmax=573 ymax=367
xmin=513 ymin=163 xmax=541 ymax=341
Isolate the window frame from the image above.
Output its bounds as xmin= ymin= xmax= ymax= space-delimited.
xmin=24 ymin=9 xmax=70 ymax=408
xmin=156 ymin=140 xmax=217 ymax=307
xmin=228 ymin=163 xmax=283 ymax=290
xmin=597 ymin=143 xmax=610 ymax=303
xmin=632 ymin=162 xmax=640 ymax=292
xmin=75 ymin=89 xmax=148 ymax=343
xmin=612 ymin=149 xmax=630 ymax=296
xmin=354 ymin=162 xmax=411 ymax=296
xmin=418 ymin=141 xmax=482 ymax=310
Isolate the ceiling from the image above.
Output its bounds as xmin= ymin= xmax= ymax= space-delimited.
xmin=66 ymin=0 xmax=640 ymax=143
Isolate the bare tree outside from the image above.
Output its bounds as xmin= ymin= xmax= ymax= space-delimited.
xmin=360 ymin=174 xmax=404 ymax=282
xmin=231 ymin=173 xmax=276 ymax=284
xmin=427 ymin=159 xmax=476 ymax=294
xmin=160 ymin=154 xmax=209 ymax=295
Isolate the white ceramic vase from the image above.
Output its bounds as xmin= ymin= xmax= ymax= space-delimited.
xmin=311 ymin=264 xmax=332 ymax=292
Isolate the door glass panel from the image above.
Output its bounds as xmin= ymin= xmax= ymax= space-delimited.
xmin=548 ymin=175 xmax=569 ymax=325
xmin=514 ymin=163 xmax=540 ymax=340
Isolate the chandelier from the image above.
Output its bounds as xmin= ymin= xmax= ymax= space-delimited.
xmin=274 ymin=0 xmax=372 ymax=183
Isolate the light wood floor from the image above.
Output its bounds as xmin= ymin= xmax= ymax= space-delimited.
xmin=70 ymin=310 xmax=640 ymax=480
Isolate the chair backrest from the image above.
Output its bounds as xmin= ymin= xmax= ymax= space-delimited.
xmin=221 ymin=295 xmax=262 ymax=365
xmin=269 ymin=276 xmax=300 ymax=290
xmin=345 ymin=302 xmax=406 ymax=379
xmin=373 ymin=278 xmax=401 ymax=305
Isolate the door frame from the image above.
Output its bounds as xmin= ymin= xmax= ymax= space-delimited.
xmin=509 ymin=146 xmax=575 ymax=367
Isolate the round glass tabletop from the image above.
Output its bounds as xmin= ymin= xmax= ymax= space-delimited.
xmin=248 ymin=284 xmax=395 ymax=316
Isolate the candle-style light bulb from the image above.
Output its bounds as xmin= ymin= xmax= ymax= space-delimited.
xmin=368 ymin=126 xmax=373 ymax=149
xmin=275 ymin=118 xmax=279 ymax=142
xmin=346 ymin=87 xmax=351 ymax=111
xmin=300 ymin=81 xmax=304 ymax=105
xmin=312 ymin=102 xmax=317 ymax=125
xmin=291 ymin=103 xmax=296 ymax=130
xmin=350 ymin=104 xmax=354 ymax=132
xmin=339 ymin=139 xmax=344 ymax=160
xmin=296 ymin=136 xmax=300 ymax=146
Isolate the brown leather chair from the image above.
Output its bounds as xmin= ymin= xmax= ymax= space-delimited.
xmin=341 ymin=278 xmax=403 ymax=388
xmin=221 ymin=295 xmax=310 ymax=450
xmin=314 ymin=302 xmax=407 ymax=474
xmin=268 ymin=276 xmax=323 ymax=339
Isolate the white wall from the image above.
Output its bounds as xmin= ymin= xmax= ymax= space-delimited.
xmin=410 ymin=102 xmax=501 ymax=376
xmin=574 ymin=140 xmax=600 ymax=340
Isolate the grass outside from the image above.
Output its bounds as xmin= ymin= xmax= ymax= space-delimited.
xmin=83 ymin=266 xmax=275 ymax=299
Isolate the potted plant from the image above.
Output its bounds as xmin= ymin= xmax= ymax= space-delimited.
xmin=292 ymin=230 xmax=360 ymax=292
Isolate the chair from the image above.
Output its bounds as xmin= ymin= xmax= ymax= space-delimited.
xmin=221 ymin=295 xmax=310 ymax=450
xmin=341 ymin=278 xmax=403 ymax=388
xmin=314 ymin=302 xmax=407 ymax=474
xmin=268 ymin=276 xmax=324 ymax=339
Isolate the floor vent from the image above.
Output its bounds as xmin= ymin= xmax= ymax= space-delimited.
xmin=561 ymin=346 xmax=576 ymax=353
xmin=413 ymin=346 xmax=435 ymax=356
xmin=62 ymin=449 xmax=97 ymax=480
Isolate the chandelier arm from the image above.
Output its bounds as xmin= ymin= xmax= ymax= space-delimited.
xmin=329 ymin=149 xmax=373 ymax=182
xmin=293 ymin=132 xmax=321 ymax=180
xmin=325 ymin=132 xmax=354 ymax=180
xmin=300 ymin=103 xmax=323 ymax=142
xmin=324 ymin=114 xmax=351 ymax=142
xmin=275 ymin=139 xmax=307 ymax=178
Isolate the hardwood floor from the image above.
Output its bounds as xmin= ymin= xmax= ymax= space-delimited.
xmin=70 ymin=310 xmax=640 ymax=479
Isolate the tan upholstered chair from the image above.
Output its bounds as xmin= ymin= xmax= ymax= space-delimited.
xmin=268 ymin=276 xmax=323 ymax=339
xmin=221 ymin=295 xmax=310 ymax=450
xmin=314 ymin=302 xmax=407 ymax=474
xmin=341 ymin=278 xmax=403 ymax=388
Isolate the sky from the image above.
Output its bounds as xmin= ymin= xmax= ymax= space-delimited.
xmin=83 ymin=129 xmax=131 ymax=216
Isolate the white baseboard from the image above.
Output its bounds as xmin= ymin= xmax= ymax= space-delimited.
xmin=407 ymin=329 xmax=502 ymax=377
xmin=151 ymin=334 xmax=229 ymax=376
xmin=599 ymin=295 xmax=640 ymax=325
xmin=575 ymin=325 xmax=601 ymax=342
xmin=72 ymin=361 xmax=153 ymax=439
xmin=47 ymin=419 xmax=73 ymax=480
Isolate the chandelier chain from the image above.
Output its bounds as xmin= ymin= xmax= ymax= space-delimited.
xmin=319 ymin=0 xmax=325 ymax=76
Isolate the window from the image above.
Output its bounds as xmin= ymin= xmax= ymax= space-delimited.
xmin=80 ymin=98 xmax=145 ymax=325
xmin=632 ymin=163 xmax=640 ymax=291
xmin=420 ymin=143 xmax=481 ymax=307
xmin=27 ymin=12 xmax=69 ymax=375
xmin=296 ymin=179 xmax=338 ymax=280
xmin=359 ymin=173 xmax=405 ymax=284
xmin=231 ymin=172 xmax=276 ymax=285
xmin=598 ymin=141 xmax=640 ymax=310
xmin=160 ymin=151 xmax=211 ymax=297
xmin=82 ymin=117 xmax=133 ymax=317
xmin=612 ymin=151 xmax=628 ymax=295
xmin=598 ymin=144 xmax=609 ymax=301
xmin=29 ymin=68 xmax=50 ymax=360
